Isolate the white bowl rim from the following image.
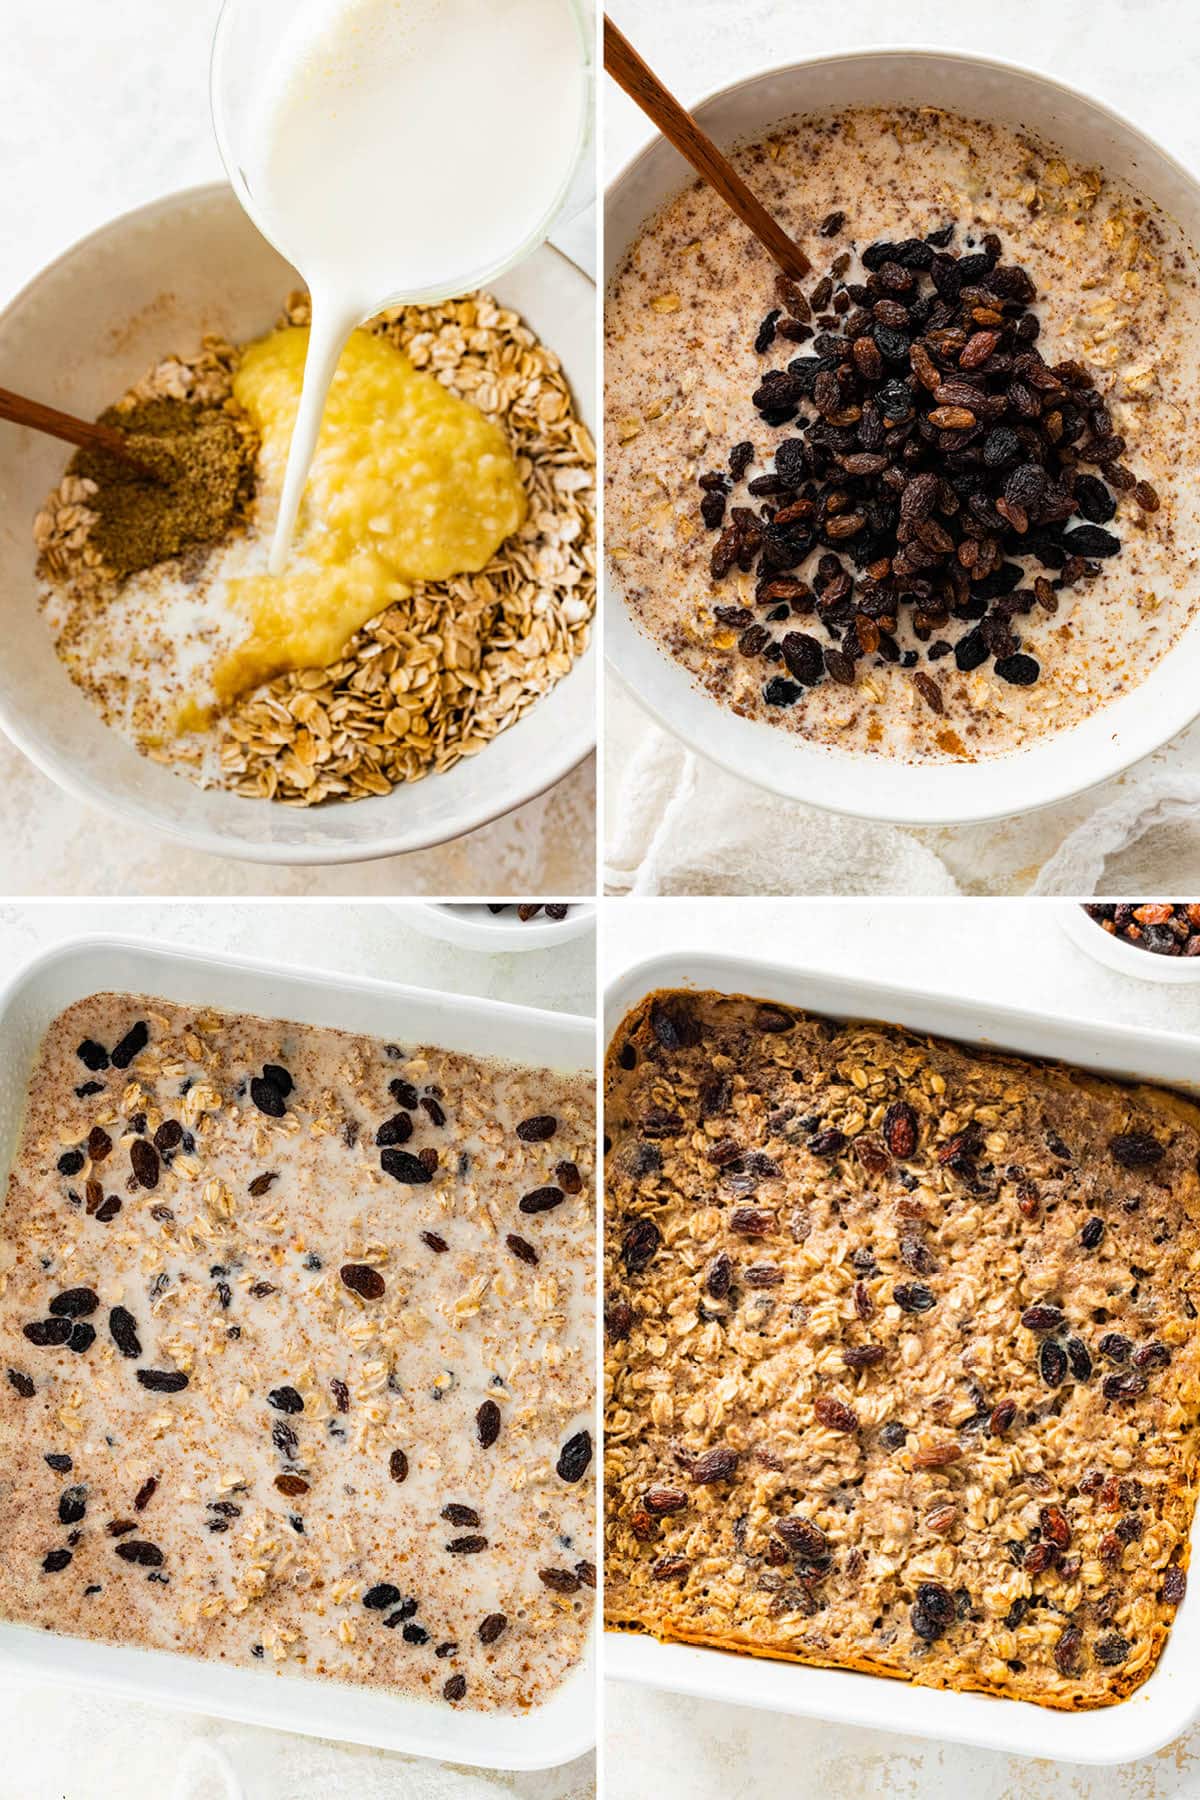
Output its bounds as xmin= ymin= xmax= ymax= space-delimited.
xmin=0 ymin=182 xmax=596 ymax=867
xmin=604 ymin=43 xmax=1200 ymax=827
xmin=1057 ymin=899 xmax=1200 ymax=981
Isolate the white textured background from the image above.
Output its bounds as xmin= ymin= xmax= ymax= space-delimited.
xmin=0 ymin=900 xmax=595 ymax=1797
xmin=604 ymin=895 xmax=1200 ymax=1797
xmin=603 ymin=0 xmax=1200 ymax=896
xmin=0 ymin=0 xmax=597 ymax=897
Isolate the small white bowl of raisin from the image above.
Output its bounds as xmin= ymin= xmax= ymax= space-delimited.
xmin=1059 ymin=903 xmax=1200 ymax=983
xmin=407 ymin=903 xmax=596 ymax=952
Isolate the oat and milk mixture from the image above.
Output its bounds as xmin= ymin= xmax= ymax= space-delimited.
xmin=606 ymin=108 xmax=1200 ymax=761
xmin=604 ymin=990 xmax=1200 ymax=1708
xmin=36 ymin=290 xmax=594 ymax=806
xmin=0 ymin=994 xmax=595 ymax=1711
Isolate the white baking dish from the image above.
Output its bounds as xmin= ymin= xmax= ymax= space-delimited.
xmin=0 ymin=935 xmax=596 ymax=1770
xmin=605 ymin=49 xmax=1200 ymax=826
xmin=604 ymin=950 xmax=1200 ymax=1765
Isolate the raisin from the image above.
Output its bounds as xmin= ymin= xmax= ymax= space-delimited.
xmin=1163 ymin=1568 xmax=1187 ymax=1606
xmin=814 ymin=1396 xmax=859 ymax=1433
xmin=380 ymin=1148 xmax=432 ymax=1185
xmin=505 ymin=1233 xmax=539 ymax=1266
xmin=1054 ymin=1625 xmax=1084 ymax=1676
xmin=68 ymin=1322 xmax=96 ymax=1354
xmin=447 ymin=1536 xmax=489 ymax=1555
xmin=519 ymin=1186 xmax=565 ymax=1214
xmin=989 ymin=1399 xmax=1017 ymax=1435
xmin=340 ymin=1264 xmax=386 ymax=1300
xmin=478 ymin=1612 xmax=508 ymax=1644
xmin=76 ymin=1040 xmax=110 ymax=1072
xmin=49 ymin=1287 xmax=99 ymax=1319
xmin=774 ymin=1517 xmax=828 ymax=1560
xmin=1066 ymin=1337 xmax=1093 ymax=1381
xmin=58 ymin=1484 xmax=87 ymax=1525
xmin=57 ymin=1151 xmax=85 ymax=1177
xmin=43 ymin=1549 xmax=74 ymax=1573
xmin=622 ymin=1218 xmax=661 ymax=1275
xmin=6 ymin=1370 xmax=35 ymax=1398
xmin=911 ymin=1581 xmax=956 ymax=1642
xmin=476 ymin=1400 xmax=502 ymax=1448
xmin=1103 ymin=1371 xmax=1148 ymax=1401
xmin=894 ymin=1283 xmax=936 ymax=1313
xmin=1109 ymin=1132 xmax=1164 ymax=1170
xmin=115 ymin=1539 xmax=164 ymax=1567
xmin=1021 ymin=1304 xmax=1065 ymax=1332
xmin=556 ymin=1430 xmax=593 ymax=1482
xmin=441 ymin=1504 xmax=480 ymax=1528
xmin=538 ymin=1567 xmax=580 ymax=1593
xmin=376 ymin=1113 xmax=413 ymax=1148
xmin=556 ymin=1160 xmax=583 ymax=1195
xmin=808 ymin=1129 xmax=847 ymax=1157
xmin=110 ymin=1022 xmax=149 ymax=1069
xmin=128 ymin=1140 xmax=159 ymax=1190
xmin=364 ymin=1582 xmax=403 ymax=1610
xmin=691 ymin=1445 xmax=740 ymax=1484
xmin=1040 ymin=1341 xmax=1068 ymax=1387
xmin=23 ymin=1319 xmax=73 ymax=1347
xmin=108 ymin=1307 xmax=141 ymax=1359
xmin=1080 ymin=1217 xmax=1105 ymax=1249
xmin=515 ymin=1114 xmax=559 ymax=1144
xmin=883 ymin=1102 xmax=918 ymax=1158
xmin=1094 ymin=1632 xmax=1131 ymax=1666
xmin=267 ymin=1386 xmax=304 ymax=1414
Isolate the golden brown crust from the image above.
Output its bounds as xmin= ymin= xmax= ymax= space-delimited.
xmin=604 ymin=989 xmax=1200 ymax=1710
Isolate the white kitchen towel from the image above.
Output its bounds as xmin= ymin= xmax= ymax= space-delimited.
xmin=604 ymin=716 xmax=1200 ymax=897
xmin=0 ymin=1682 xmax=594 ymax=1800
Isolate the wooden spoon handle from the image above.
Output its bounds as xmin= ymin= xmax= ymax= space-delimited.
xmin=604 ymin=15 xmax=811 ymax=281
xmin=0 ymin=383 xmax=146 ymax=467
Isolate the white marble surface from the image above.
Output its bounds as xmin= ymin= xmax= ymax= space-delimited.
xmin=0 ymin=0 xmax=597 ymax=896
xmin=603 ymin=895 xmax=1200 ymax=1796
xmin=0 ymin=900 xmax=595 ymax=1798
xmin=603 ymin=0 xmax=1200 ymax=895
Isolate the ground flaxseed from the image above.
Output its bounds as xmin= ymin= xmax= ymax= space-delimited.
xmin=68 ymin=397 xmax=258 ymax=582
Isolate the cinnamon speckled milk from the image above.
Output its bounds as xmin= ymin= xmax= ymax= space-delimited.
xmin=0 ymin=994 xmax=594 ymax=1712
xmin=605 ymin=107 xmax=1200 ymax=762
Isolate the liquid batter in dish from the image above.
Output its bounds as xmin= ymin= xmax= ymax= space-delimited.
xmin=605 ymin=107 xmax=1200 ymax=763
xmin=0 ymin=993 xmax=595 ymax=1712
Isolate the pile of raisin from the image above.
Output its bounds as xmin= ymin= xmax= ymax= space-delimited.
xmin=699 ymin=223 xmax=1160 ymax=711
xmin=1084 ymin=903 xmax=1200 ymax=957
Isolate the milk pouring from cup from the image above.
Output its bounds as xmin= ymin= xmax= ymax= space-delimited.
xmin=220 ymin=0 xmax=587 ymax=574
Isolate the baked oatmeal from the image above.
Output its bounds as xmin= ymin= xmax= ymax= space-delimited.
xmin=604 ymin=988 xmax=1200 ymax=1708
xmin=0 ymin=993 xmax=595 ymax=1712
xmin=605 ymin=107 xmax=1200 ymax=762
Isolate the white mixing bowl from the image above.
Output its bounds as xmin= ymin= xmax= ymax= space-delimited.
xmin=605 ymin=49 xmax=1200 ymax=826
xmin=0 ymin=185 xmax=595 ymax=865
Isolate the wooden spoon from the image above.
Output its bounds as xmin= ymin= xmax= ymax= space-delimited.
xmin=604 ymin=15 xmax=811 ymax=282
xmin=0 ymin=383 xmax=160 ymax=476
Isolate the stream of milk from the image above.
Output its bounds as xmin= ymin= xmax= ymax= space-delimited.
xmin=242 ymin=0 xmax=587 ymax=574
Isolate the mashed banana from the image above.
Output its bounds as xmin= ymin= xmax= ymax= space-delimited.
xmin=212 ymin=324 xmax=527 ymax=707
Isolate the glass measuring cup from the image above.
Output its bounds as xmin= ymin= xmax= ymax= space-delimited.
xmin=209 ymin=0 xmax=592 ymax=568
